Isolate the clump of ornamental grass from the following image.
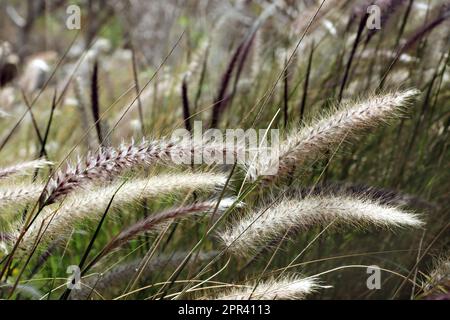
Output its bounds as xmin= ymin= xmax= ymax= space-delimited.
xmin=1 ymin=0 xmax=448 ymax=301
xmin=246 ymin=90 xmax=419 ymax=181
xmin=12 ymin=172 xmax=227 ymax=253
xmin=219 ymin=195 xmax=423 ymax=256
xmin=210 ymin=276 xmax=319 ymax=300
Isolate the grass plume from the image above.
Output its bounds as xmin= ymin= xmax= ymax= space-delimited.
xmin=220 ymin=195 xmax=423 ymax=255
xmin=15 ymin=172 xmax=227 ymax=252
xmin=251 ymin=90 xmax=419 ymax=181
xmin=212 ymin=276 xmax=318 ymax=300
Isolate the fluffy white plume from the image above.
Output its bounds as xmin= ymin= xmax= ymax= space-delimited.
xmin=220 ymin=195 xmax=424 ymax=255
xmin=15 ymin=172 xmax=227 ymax=251
xmin=214 ymin=276 xmax=318 ymax=300
xmin=247 ymin=90 xmax=419 ymax=180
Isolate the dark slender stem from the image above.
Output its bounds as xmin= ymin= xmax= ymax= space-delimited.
xmin=300 ymin=42 xmax=314 ymax=123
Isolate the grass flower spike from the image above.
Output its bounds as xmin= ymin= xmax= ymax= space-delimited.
xmin=213 ymin=276 xmax=318 ymax=300
xmin=220 ymin=195 xmax=423 ymax=255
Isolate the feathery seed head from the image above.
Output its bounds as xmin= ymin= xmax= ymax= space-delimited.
xmin=41 ymin=138 xmax=233 ymax=205
xmin=14 ymin=172 xmax=227 ymax=253
xmin=220 ymin=194 xmax=423 ymax=255
xmin=213 ymin=276 xmax=319 ymax=300
xmin=247 ymin=89 xmax=420 ymax=181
